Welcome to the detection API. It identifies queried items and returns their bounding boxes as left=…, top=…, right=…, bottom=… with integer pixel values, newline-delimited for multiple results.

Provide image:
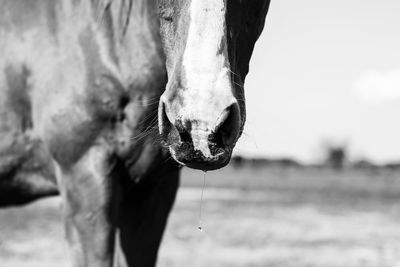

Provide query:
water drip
left=198, top=171, right=207, bottom=232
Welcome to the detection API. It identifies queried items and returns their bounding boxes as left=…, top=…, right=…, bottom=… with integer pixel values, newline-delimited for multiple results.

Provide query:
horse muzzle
left=159, top=101, right=241, bottom=171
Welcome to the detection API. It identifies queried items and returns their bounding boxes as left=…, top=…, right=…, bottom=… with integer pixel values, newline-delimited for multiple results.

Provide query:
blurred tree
left=231, top=155, right=244, bottom=169
left=326, top=146, right=347, bottom=170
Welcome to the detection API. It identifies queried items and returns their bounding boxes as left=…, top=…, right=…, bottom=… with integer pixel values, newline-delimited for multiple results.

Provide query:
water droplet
left=197, top=172, right=207, bottom=233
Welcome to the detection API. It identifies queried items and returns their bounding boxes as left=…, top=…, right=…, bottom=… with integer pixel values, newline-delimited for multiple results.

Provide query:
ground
left=1, top=165, right=400, bottom=267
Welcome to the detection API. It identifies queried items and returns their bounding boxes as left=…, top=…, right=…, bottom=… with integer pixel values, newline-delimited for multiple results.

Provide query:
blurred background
left=1, top=0, right=400, bottom=266
left=237, top=0, right=400, bottom=164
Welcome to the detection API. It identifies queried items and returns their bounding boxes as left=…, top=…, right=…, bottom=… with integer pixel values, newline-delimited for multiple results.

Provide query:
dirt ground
left=1, top=166, right=400, bottom=267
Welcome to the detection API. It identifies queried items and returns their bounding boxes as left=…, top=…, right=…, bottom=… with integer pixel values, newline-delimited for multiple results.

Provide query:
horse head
left=157, top=0, right=270, bottom=170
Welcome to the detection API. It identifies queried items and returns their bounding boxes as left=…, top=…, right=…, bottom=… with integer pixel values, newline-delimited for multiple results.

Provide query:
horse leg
left=55, top=146, right=119, bottom=267
left=117, top=166, right=180, bottom=267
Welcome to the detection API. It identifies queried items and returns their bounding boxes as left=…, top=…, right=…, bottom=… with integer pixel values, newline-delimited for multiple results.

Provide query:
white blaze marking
left=183, top=0, right=232, bottom=156
left=191, top=130, right=212, bottom=158
left=183, top=0, right=228, bottom=90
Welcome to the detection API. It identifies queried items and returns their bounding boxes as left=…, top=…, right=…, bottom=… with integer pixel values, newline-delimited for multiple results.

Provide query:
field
left=1, top=165, right=400, bottom=267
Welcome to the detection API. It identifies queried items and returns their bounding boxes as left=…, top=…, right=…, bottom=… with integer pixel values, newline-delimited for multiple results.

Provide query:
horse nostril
left=159, top=101, right=193, bottom=144
left=158, top=101, right=172, bottom=139
left=213, top=103, right=241, bottom=147
left=175, top=120, right=192, bottom=143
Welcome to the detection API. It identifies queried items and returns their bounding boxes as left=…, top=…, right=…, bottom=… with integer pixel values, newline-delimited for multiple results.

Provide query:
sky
left=234, top=0, right=400, bottom=163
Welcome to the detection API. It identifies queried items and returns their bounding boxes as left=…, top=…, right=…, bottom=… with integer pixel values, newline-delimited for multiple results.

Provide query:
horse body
left=0, top=0, right=166, bottom=201
left=1, top=1, right=177, bottom=266
left=0, top=0, right=270, bottom=266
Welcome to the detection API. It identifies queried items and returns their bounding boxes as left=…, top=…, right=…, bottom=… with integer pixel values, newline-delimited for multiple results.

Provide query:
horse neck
left=104, top=0, right=166, bottom=94
left=64, top=0, right=165, bottom=96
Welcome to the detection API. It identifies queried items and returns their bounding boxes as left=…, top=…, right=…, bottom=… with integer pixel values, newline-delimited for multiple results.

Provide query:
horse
left=0, top=0, right=271, bottom=266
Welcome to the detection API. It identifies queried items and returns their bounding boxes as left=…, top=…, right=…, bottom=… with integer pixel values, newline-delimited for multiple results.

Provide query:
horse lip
left=169, top=144, right=231, bottom=171
left=184, top=154, right=230, bottom=171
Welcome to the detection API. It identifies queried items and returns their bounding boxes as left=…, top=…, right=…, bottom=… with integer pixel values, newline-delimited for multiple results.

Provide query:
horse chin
left=168, top=144, right=232, bottom=171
